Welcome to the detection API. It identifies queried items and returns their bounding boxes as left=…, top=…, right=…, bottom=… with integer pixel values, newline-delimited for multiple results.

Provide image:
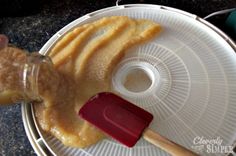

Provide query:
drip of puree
left=34, top=16, right=162, bottom=147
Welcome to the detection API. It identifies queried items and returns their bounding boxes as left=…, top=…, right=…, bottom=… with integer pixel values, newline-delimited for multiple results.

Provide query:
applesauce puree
left=34, top=16, right=161, bottom=147
left=0, top=47, right=28, bottom=104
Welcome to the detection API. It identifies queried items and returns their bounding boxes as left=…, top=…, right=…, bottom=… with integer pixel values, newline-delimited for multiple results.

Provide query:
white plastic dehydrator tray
left=22, top=4, right=236, bottom=156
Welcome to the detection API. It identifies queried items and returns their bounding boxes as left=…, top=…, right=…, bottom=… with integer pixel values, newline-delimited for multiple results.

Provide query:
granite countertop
left=0, top=0, right=235, bottom=155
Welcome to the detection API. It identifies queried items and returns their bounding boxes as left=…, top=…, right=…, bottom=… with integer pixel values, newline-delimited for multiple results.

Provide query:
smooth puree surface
left=34, top=16, right=161, bottom=148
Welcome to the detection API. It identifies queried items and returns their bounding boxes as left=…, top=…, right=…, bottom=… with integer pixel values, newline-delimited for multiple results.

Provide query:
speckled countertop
left=0, top=0, right=235, bottom=155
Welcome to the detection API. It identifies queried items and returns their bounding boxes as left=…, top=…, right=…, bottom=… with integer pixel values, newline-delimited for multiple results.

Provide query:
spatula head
left=79, top=92, right=153, bottom=147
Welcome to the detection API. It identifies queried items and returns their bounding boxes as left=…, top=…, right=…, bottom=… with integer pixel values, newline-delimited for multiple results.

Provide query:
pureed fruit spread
left=0, top=16, right=161, bottom=148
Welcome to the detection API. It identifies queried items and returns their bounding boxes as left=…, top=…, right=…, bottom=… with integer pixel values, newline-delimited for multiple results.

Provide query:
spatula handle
left=143, top=128, right=199, bottom=156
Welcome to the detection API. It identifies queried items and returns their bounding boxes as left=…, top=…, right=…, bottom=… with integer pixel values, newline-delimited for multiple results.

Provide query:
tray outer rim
left=21, top=4, right=236, bottom=156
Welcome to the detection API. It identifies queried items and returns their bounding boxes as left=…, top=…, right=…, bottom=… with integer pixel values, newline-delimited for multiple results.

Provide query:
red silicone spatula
left=79, top=92, right=198, bottom=156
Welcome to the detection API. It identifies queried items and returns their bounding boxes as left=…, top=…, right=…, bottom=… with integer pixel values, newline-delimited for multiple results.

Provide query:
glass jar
left=0, top=46, right=55, bottom=105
